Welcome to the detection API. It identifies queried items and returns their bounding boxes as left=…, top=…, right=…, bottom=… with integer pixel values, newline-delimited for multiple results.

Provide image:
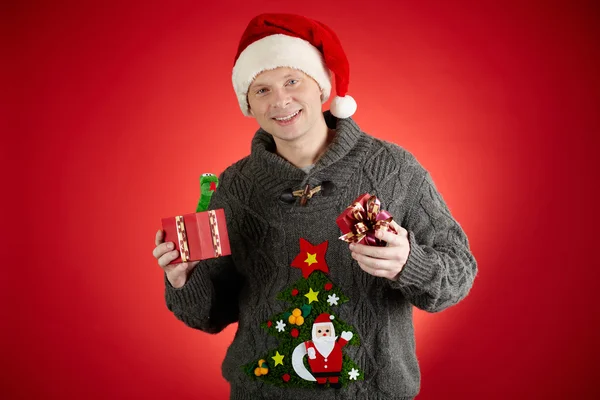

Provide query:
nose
left=272, top=87, right=291, bottom=109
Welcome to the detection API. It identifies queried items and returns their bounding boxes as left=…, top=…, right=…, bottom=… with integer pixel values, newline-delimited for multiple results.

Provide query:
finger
left=356, top=261, right=394, bottom=279
left=155, top=229, right=164, bottom=247
left=375, top=228, right=401, bottom=247
left=152, top=241, right=175, bottom=259
left=390, top=220, right=403, bottom=231
left=389, top=221, right=409, bottom=239
left=158, top=249, right=180, bottom=268
left=351, top=251, right=396, bottom=271
left=350, top=242, right=396, bottom=259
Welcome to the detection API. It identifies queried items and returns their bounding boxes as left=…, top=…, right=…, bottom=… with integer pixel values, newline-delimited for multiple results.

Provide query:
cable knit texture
left=165, top=111, right=477, bottom=399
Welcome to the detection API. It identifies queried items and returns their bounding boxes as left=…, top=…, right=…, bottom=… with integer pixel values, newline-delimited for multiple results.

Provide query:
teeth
left=275, top=111, right=299, bottom=121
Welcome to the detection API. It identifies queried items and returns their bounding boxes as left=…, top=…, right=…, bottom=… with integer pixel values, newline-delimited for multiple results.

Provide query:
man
left=153, top=13, right=477, bottom=400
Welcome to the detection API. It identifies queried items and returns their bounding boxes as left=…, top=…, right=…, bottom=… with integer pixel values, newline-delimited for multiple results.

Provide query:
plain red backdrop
left=4, top=0, right=600, bottom=398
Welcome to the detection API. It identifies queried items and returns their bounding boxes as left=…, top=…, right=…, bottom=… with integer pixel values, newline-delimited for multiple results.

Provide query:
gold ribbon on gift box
left=208, top=210, right=222, bottom=257
left=175, top=216, right=190, bottom=262
left=175, top=212, right=223, bottom=261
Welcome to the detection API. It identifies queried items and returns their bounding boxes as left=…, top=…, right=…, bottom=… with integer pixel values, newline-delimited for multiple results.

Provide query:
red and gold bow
left=338, top=195, right=396, bottom=246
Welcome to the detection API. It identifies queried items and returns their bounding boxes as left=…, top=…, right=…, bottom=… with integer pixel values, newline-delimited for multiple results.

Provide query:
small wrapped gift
left=161, top=209, right=231, bottom=264
left=336, top=193, right=397, bottom=247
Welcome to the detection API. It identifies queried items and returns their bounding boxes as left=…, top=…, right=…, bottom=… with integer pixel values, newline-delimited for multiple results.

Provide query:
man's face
left=247, top=67, right=323, bottom=143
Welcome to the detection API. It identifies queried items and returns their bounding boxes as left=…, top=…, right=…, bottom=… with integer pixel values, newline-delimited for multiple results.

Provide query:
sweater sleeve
left=389, top=171, right=477, bottom=313
left=164, top=171, right=244, bottom=333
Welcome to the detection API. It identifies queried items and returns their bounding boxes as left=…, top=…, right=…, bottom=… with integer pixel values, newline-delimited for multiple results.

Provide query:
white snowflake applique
left=348, top=368, right=360, bottom=380
left=275, top=319, right=286, bottom=332
left=327, top=293, right=340, bottom=306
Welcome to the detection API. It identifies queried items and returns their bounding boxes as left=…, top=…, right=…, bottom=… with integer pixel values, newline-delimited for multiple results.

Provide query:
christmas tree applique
left=244, top=238, right=363, bottom=389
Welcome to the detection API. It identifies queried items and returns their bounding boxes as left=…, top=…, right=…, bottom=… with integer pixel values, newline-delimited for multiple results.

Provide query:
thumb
left=180, top=260, right=200, bottom=271
left=167, top=260, right=198, bottom=274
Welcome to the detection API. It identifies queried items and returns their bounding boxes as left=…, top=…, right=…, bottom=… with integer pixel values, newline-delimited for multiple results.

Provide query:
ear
left=246, top=93, right=254, bottom=116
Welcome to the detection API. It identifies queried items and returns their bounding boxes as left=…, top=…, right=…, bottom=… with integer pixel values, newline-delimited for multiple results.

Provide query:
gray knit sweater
left=165, top=111, right=477, bottom=399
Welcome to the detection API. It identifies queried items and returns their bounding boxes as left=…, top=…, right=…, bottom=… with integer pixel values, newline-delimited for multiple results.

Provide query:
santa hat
left=232, top=13, right=357, bottom=119
left=312, top=313, right=336, bottom=337
left=313, top=313, right=335, bottom=324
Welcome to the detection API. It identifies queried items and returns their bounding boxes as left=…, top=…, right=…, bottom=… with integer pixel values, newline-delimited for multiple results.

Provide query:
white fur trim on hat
left=232, top=34, right=332, bottom=117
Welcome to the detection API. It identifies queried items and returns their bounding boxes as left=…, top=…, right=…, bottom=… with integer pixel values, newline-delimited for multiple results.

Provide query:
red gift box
left=161, top=209, right=231, bottom=264
left=336, top=193, right=396, bottom=247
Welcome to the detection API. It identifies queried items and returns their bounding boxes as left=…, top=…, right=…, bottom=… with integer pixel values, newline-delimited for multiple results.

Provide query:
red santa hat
left=314, top=313, right=335, bottom=324
left=232, top=13, right=357, bottom=119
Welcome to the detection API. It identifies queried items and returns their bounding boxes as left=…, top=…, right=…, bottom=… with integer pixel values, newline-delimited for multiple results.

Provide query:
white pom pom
left=330, top=315, right=335, bottom=320
left=330, top=95, right=357, bottom=119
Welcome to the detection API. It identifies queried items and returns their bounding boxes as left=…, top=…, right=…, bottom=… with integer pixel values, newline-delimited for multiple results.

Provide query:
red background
left=4, top=0, right=599, bottom=398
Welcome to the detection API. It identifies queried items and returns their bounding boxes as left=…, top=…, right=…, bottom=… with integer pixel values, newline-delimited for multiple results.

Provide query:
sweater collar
left=250, top=111, right=369, bottom=199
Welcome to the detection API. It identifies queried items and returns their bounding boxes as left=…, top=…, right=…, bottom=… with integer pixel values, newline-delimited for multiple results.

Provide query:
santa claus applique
left=291, top=313, right=353, bottom=388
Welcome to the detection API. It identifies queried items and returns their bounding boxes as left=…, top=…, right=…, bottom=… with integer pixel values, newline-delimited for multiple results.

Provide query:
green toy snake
left=196, top=173, right=219, bottom=212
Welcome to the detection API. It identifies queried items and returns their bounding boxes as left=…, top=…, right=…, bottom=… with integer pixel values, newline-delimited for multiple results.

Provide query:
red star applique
left=209, top=181, right=217, bottom=192
left=291, top=238, right=329, bottom=279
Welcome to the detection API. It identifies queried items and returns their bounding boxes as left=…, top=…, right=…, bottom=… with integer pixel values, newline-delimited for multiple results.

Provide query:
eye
left=256, top=88, right=268, bottom=95
left=287, top=79, right=298, bottom=86
left=326, top=329, right=329, bottom=333
left=317, top=330, right=322, bottom=333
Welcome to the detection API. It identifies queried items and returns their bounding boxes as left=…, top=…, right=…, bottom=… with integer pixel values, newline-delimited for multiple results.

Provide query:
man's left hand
left=349, top=221, right=410, bottom=281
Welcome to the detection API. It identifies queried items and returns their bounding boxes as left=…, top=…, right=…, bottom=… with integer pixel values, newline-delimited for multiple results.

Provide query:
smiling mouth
left=273, top=110, right=301, bottom=121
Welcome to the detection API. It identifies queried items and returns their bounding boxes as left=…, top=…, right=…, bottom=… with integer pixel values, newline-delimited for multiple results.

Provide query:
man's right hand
left=153, top=229, right=200, bottom=288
